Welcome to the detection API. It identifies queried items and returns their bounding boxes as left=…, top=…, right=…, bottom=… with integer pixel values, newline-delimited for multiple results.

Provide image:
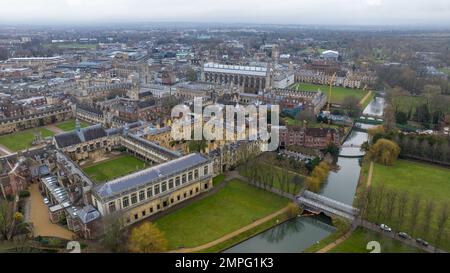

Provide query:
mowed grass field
left=82, top=155, right=147, bottom=183
left=369, top=160, right=450, bottom=250
left=293, top=83, right=369, bottom=105
left=0, top=128, right=54, bottom=152
left=155, top=179, right=289, bottom=250
left=55, top=119, right=90, bottom=131
left=330, top=227, right=421, bottom=253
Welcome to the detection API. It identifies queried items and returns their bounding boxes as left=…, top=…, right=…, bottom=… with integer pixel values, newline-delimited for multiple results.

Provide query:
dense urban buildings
left=0, top=12, right=449, bottom=258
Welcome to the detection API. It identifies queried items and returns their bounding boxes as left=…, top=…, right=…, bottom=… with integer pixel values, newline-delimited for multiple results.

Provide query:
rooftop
left=93, top=153, right=209, bottom=201
left=203, top=62, right=268, bottom=77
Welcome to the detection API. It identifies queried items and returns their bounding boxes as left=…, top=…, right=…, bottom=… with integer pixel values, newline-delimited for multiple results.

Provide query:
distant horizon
left=1, top=21, right=450, bottom=31
left=1, top=0, right=450, bottom=27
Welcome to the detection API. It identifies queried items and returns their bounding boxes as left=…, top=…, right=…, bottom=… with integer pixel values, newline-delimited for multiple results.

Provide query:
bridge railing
left=297, top=197, right=356, bottom=220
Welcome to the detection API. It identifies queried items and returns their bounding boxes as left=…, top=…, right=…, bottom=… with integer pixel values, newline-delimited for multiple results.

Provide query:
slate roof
left=83, top=125, right=107, bottom=141
left=54, top=132, right=82, bottom=148
left=54, top=124, right=107, bottom=148
left=76, top=205, right=101, bottom=224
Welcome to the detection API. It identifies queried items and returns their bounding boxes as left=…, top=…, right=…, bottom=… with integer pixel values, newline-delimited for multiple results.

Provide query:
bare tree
left=409, top=194, right=422, bottom=233
left=291, top=175, right=303, bottom=195
left=267, top=168, right=275, bottom=190
left=101, top=214, right=125, bottom=252
left=373, top=184, right=386, bottom=222
left=356, top=186, right=371, bottom=221
left=275, top=170, right=283, bottom=192
left=383, top=189, right=398, bottom=223
left=384, top=104, right=396, bottom=132
left=434, top=202, right=449, bottom=251
left=0, top=199, right=16, bottom=241
left=283, top=168, right=290, bottom=193
left=396, top=191, right=410, bottom=230
left=422, top=199, right=435, bottom=237
left=247, top=161, right=258, bottom=185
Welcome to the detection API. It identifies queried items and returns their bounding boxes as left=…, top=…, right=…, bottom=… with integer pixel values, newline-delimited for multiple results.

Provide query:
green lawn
left=330, top=228, right=422, bottom=253
left=82, top=155, right=147, bottom=183
left=212, top=174, right=225, bottom=187
left=369, top=160, right=450, bottom=250
left=155, top=179, right=289, bottom=250
left=55, top=119, right=90, bottom=131
left=293, top=83, right=369, bottom=105
left=0, top=128, right=54, bottom=152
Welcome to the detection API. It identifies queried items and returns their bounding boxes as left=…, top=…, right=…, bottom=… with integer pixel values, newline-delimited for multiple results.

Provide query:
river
left=224, top=96, right=383, bottom=253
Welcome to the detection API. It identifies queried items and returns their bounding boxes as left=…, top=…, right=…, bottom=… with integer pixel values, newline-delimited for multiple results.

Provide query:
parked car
left=416, top=238, right=429, bottom=247
left=379, top=224, right=392, bottom=232
left=43, top=198, right=50, bottom=205
left=398, top=232, right=411, bottom=240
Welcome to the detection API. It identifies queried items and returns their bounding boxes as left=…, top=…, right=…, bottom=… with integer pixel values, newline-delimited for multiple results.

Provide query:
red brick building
left=279, top=126, right=340, bottom=149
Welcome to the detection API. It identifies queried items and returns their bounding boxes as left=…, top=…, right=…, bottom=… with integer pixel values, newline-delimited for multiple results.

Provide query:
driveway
left=29, top=183, right=75, bottom=240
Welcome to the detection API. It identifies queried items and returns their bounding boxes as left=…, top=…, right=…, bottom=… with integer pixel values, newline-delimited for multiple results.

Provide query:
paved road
left=357, top=219, right=447, bottom=253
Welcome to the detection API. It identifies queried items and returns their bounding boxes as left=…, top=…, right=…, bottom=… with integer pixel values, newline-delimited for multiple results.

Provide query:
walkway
left=297, top=190, right=359, bottom=220
left=46, top=124, right=64, bottom=134
left=170, top=205, right=291, bottom=253
left=0, top=144, right=13, bottom=156
left=367, top=161, right=374, bottom=188
left=359, top=219, right=447, bottom=253
left=29, top=183, right=75, bottom=240
left=359, top=90, right=373, bottom=106
left=166, top=171, right=293, bottom=253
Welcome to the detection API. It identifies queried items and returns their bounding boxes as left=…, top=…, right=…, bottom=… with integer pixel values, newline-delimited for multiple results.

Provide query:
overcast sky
left=1, top=0, right=450, bottom=26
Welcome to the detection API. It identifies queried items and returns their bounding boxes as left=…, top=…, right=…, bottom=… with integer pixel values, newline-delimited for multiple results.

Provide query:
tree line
left=357, top=184, right=449, bottom=250
left=386, top=86, right=450, bottom=129
left=395, top=135, right=450, bottom=166
left=368, top=126, right=450, bottom=166
left=244, top=161, right=304, bottom=195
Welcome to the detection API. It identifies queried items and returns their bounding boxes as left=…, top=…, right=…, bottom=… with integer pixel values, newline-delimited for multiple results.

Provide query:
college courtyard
left=82, top=154, right=148, bottom=183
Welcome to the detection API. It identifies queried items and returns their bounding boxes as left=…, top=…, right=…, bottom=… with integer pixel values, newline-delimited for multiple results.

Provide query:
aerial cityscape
left=0, top=0, right=449, bottom=264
